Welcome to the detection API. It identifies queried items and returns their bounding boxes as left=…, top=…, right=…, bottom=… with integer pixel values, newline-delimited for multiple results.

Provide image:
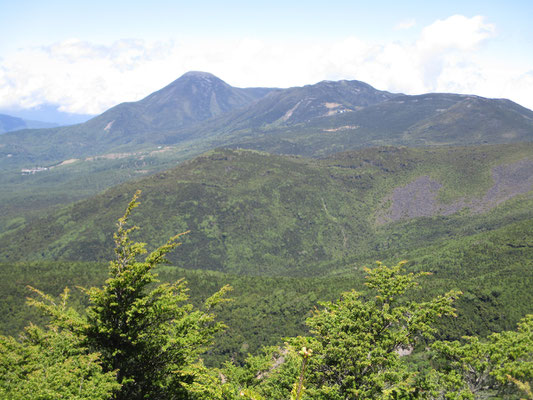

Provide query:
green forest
left=1, top=192, right=531, bottom=399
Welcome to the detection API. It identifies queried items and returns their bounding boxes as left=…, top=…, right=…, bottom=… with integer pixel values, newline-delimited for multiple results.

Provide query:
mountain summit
left=85, top=71, right=274, bottom=135
left=0, top=72, right=276, bottom=163
left=135, top=71, right=271, bottom=129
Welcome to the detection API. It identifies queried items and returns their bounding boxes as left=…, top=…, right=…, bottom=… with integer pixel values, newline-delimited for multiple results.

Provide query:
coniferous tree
left=431, top=314, right=533, bottom=399
left=83, top=190, right=231, bottom=399
left=209, top=261, right=462, bottom=399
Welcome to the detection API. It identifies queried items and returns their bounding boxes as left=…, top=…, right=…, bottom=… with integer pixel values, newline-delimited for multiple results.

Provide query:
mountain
left=178, top=93, right=533, bottom=157
left=0, top=113, right=57, bottom=134
left=4, top=73, right=533, bottom=171
left=195, top=78, right=400, bottom=130
left=2, top=144, right=531, bottom=276
left=0, top=72, right=275, bottom=166
left=83, top=71, right=276, bottom=135
left=1, top=74, right=533, bottom=239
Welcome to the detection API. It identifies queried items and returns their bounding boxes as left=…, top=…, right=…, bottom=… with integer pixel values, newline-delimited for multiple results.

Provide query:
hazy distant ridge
left=0, top=113, right=57, bottom=134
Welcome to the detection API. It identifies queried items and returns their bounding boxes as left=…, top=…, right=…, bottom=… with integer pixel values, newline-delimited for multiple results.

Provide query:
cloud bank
left=1, top=15, right=532, bottom=114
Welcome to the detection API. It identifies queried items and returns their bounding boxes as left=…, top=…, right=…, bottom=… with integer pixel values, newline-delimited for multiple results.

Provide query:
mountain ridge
left=0, top=113, right=58, bottom=134
left=2, top=144, right=531, bottom=277
left=3, top=72, right=532, bottom=170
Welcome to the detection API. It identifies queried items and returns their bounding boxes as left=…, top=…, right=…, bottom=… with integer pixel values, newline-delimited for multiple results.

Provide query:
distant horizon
left=0, top=105, right=95, bottom=125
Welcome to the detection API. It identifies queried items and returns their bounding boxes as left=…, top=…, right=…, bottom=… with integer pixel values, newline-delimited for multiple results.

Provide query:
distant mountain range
left=0, top=113, right=58, bottom=134
left=1, top=71, right=532, bottom=168
left=0, top=105, right=94, bottom=126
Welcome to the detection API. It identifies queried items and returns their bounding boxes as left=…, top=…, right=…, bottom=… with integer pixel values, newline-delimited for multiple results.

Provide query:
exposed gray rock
left=377, top=158, right=533, bottom=224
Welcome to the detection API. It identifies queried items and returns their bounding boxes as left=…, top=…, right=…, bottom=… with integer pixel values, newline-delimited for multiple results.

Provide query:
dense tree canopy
left=0, top=288, right=120, bottom=400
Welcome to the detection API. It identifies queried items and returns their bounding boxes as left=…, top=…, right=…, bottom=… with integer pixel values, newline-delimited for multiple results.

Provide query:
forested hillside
left=1, top=144, right=531, bottom=372
left=1, top=196, right=530, bottom=399
left=2, top=145, right=531, bottom=275
left=1, top=72, right=532, bottom=399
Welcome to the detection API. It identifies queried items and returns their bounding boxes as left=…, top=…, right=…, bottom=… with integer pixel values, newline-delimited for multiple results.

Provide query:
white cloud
left=0, top=38, right=180, bottom=114
left=418, top=15, right=495, bottom=52
left=395, top=19, right=416, bottom=30
left=414, top=15, right=496, bottom=90
left=1, top=15, right=532, bottom=114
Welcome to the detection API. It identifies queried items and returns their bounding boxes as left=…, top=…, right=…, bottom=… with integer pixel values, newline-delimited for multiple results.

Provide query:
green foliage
left=83, top=190, right=231, bottom=399
left=3, top=145, right=532, bottom=280
left=0, top=191, right=231, bottom=400
left=0, top=245, right=531, bottom=399
left=0, top=145, right=532, bottom=397
left=302, top=262, right=460, bottom=399
left=217, top=262, right=461, bottom=399
left=0, top=288, right=120, bottom=400
left=432, top=314, right=533, bottom=398
left=1, top=215, right=532, bottom=367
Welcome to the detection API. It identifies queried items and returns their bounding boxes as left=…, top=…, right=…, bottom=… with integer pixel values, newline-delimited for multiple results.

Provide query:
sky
left=0, top=0, right=532, bottom=116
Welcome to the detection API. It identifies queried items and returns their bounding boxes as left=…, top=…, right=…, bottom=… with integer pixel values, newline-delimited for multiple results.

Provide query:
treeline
left=1, top=193, right=532, bottom=399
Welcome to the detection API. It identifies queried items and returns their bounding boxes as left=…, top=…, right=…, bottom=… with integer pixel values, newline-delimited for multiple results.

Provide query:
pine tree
left=216, top=261, right=461, bottom=399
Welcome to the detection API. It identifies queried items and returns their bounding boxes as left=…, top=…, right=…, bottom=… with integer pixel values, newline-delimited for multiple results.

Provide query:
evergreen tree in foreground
left=0, top=288, right=120, bottom=400
left=215, top=261, right=463, bottom=399
left=0, top=190, right=230, bottom=400
left=83, top=190, right=231, bottom=399
left=197, top=263, right=531, bottom=399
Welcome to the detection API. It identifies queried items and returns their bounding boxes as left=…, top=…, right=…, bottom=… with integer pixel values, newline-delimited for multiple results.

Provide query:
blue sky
left=1, top=0, right=532, bottom=114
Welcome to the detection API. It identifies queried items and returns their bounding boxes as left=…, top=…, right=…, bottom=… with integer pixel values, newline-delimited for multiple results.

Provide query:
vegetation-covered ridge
left=0, top=196, right=531, bottom=399
left=1, top=144, right=531, bottom=276
left=221, top=93, right=533, bottom=157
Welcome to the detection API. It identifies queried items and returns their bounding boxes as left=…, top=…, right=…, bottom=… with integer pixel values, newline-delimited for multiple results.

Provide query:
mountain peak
left=81, top=71, right=273, bottom=135
left=181, top=71, right=219, bottom=80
